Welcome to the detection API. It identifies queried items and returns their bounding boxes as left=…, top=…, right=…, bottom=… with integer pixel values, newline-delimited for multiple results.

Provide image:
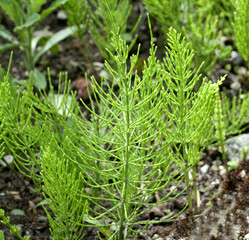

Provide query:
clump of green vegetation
left=1, top=1, right=249, bottom=238
left=62, top=0, right=89, bottom=57
left=143, top=0, right=231, bottom=76
left=0, top=0, right=77, bottom=89
left=88, top=0, right=141, bottom=62
left=233, top=0, right=249, bottom=65
left=0, top=19, right=229, bottom=238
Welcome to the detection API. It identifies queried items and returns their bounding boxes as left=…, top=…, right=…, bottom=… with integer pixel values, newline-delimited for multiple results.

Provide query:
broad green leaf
left=0, top=230, right=4, bottom=240
left=34, top=26, right=77, bottom=63
left=0, top=24, right=15, bottom=42
left=30, top=0, right=47, bottom=14
left=14, top=13, right=40, bottom=32
left=31, top=29, right=53, bottom=54
left=40, top=0, right=68, bottom=21
left=10, top=209, right=26, bottom=216
left=31, top=70, right=47, bottom=90
left=0, top=43, right=20, bottom=51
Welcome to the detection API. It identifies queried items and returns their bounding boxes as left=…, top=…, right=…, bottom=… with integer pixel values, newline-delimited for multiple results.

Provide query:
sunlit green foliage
left=89, top=0, right=141, bottom=62
left=233, top=0, right=249, bottom=64
left=143, top=0, right=231, bottom=76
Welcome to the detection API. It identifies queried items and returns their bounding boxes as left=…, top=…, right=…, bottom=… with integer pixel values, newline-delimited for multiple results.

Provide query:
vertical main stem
left=24, top=27, right=34, bottom=72
left=118, top=78, right=130, bottom=240
left=183, top=144, right=193, bottom=214
left=179, top=80, right=193, bottom=214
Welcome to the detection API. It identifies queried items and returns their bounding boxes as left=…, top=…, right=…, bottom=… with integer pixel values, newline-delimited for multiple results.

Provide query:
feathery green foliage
left=143, top=0, right=231, bottom=76
left=41, top=147, right=88, bottom=240
left=213, top=90, right=249, bottom=173
left=0, top=21, right=229, bottom=238
left=0, top=208, right=30, bottom=240
left=89, top=0, right=141, bottom=62
left=63, top=0, right=89, bottom=57
left=162, top=27, right=223, bottom=212
left=233, top=0, right=249, bottom=64
left=222, top=91, right=249, bottom=136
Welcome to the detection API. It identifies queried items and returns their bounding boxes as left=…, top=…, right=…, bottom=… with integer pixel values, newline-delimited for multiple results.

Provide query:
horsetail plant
left=49, top=27, right=188, bottom=239
left=143, top=0, right=231, bottom=76
left=233, top=0, right=249, bottom=65
left=89, top=0, right=141, bottom=62
left=162, top=28, right=224, bottom=213
left=0, top=208, right=30, bottom=240
left=0, top=21, right=227, bottom=238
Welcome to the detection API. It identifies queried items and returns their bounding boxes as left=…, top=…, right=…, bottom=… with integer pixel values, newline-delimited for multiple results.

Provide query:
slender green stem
left=221, top=144, right=228, bottom=174
left=183, top=145, right=193, bottom=213
left=192, top=165, right=198, bottom=213
left=118, top=74, right=130, bottom=240
left=24, top=27, right=34, bottom=72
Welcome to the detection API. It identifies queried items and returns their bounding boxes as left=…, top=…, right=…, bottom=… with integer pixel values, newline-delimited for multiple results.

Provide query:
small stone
left=211, top=179, right=220, bottom=186
left=153, top=235, right=163, bottom=240
left=225, top=134, right=249, bottom=161
left=57, top=10, right=67, bottom=20
left=200, top=164, right=209, bottom=174
left=152, top=234, right=159, bottom=239
left=0, top=154, right=14, bottom=167
left=231, top=51, right=243, bottom=65
left=245, top=233, right=249, bottom=240
left=218, top=165, right=226, bottom=177
left=230, top=80, right=241, bottom=90
left=210, top=165, right=218, bottom=172
left=238, top=66, right=247, bottom=76
left=110, top=222, right=116, bottom=232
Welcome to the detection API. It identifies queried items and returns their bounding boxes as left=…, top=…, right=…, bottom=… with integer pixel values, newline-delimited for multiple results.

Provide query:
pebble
left=230, top=80, right=241, bottom=91
left=231, top=51, right=243, bottom=65
left=245, top=233, right=249, bottom=240
left=110, top=222, right=116, bottom=232
left=225, top=134, right=249, bottom=161
left=0, top=154, right=14, bottom=167
left=211, top=179, right=220, bottom=186
left=218, top=165, right=226, bottom=177
left=57, top=10, right=67, bottom=20
left=152, top=235, right=163, bottom=240
left=238, top=66, right=247, bottom=76
left=200, top=164, right=209, bottom=174
left=210, top=165, right=218, bottom=172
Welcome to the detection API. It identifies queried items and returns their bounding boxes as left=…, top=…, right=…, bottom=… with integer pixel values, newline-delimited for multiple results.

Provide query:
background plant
left=89, top=0, right=141, bottom=63
left=0, top=208, right=30, bottom=240
left=62, top=0, right=90, bottom=58
left=212, top=90, right=249, bottom=173
left=162, top=27, right=223, bottom=213
left=0, top=0, right=78, bottom=89
left=143, top=0, right=231, bottom=76
left=233, top=0, right=249, bottom=65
